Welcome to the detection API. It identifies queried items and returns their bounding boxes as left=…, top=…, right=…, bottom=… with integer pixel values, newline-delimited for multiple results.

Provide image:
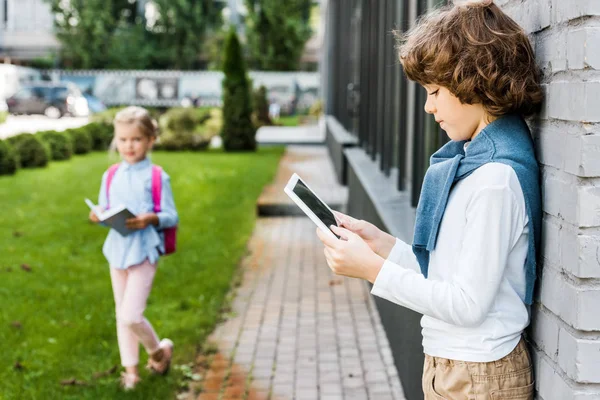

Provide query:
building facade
left=0, top=0, right=58, bottom=62
left=322, top=0, right=600, bottom=399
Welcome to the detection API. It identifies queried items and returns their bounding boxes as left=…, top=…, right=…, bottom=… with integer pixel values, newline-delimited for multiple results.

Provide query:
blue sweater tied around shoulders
left=412, top=114, right=542, bottom=304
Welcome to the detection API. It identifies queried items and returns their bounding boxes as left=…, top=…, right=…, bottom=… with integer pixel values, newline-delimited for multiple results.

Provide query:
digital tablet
left=283, top=173, right=340, bottom=239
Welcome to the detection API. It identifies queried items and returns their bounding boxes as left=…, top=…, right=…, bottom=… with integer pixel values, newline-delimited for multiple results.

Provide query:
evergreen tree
left=221, top=29, right=256, bottom=151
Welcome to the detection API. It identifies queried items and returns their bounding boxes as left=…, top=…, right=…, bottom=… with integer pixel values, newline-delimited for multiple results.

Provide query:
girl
left=89, top=106, right=179, bottom=390
left=317, top=1, right=543, bottom=399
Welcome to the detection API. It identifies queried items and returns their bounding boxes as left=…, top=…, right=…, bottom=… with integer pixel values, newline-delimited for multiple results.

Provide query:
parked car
left=6, top=82, right=89, bottom=118
left=83, top=93, right=107, bottom=113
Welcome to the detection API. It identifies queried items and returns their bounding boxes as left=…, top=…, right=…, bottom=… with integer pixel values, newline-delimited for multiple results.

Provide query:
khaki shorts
left=422, top=338, right=534, bottom=400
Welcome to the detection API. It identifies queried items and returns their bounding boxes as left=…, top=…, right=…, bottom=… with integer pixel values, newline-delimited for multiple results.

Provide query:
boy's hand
left=316, top=225, right=384, bottom=283
left=126, top=213, right=159, bottom=230
left=89, top=209, right=102, bottom=224
left=332, top=211, right=396, bottom=259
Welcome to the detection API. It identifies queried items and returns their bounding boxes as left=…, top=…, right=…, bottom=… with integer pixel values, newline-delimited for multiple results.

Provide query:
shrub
left=90, top=107, right=125, bottom=125
left=221, top=29, right=256, bottom=151
left=156, top=108, right=215, bottom=151
left=0, top=111, right=8, bottom=124
left=252, top=85, right=273, bottom=128
left=0, top=139, right=18, bottom=175
left=7, top=134, right=50, bottom=168
left=86, top=122, right=114, bottom=151
left=38, top=130, right=73, bottom=161
left=205, top=108, right=223, bottom=137
left=309, top=99, right=323, bottom=118
left=64, top=128, right=93, bottom=155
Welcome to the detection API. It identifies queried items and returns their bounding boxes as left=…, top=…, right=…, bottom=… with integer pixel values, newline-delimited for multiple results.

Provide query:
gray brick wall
left=497, top=0, right=600, bottom=398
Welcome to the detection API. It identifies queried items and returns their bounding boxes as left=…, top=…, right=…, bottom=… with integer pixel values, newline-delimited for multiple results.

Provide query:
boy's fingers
left=330, top=225, right=355, bottom=241
left=316, top=227, right=338, bottom=247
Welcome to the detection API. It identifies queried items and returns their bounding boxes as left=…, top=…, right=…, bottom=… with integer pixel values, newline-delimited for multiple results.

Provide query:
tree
left=146, top=0, right=222, bottom=69
left=244, top=0, right=312, bottom=71
left=221, top=29, right=256, bottom=151
left=46, top=0, right=223, bottom=69
left=47, top=0, right=123, bottom=68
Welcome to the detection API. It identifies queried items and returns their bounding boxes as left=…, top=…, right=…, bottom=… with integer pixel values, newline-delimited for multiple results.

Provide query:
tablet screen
left=293, top=179, right=338, bottom=234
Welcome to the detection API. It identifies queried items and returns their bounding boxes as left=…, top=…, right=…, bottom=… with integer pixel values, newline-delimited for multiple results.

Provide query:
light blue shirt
left=98, top=158, right=179, bottom=269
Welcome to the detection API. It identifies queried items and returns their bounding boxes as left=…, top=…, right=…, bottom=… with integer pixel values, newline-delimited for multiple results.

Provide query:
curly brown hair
left=397, top=0, right=543, bottom=117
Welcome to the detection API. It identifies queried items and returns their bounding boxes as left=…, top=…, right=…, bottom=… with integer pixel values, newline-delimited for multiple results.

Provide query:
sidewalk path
left=191, top=145, right=405, bottom=400
left=0, top=115, right=89, bottom=139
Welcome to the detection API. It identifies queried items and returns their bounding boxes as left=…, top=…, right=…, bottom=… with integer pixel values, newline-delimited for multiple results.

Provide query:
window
left=52, top=87, right=69, bottom=100
left=3, top=0, right=8, bottom=26
left=326, top=0, right=449, bottom=204
left=14, top=88, right=33, bottom=99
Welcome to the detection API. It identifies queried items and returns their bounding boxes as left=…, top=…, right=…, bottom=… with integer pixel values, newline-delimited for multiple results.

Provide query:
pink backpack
left=106, top=163, right=177, bottom=255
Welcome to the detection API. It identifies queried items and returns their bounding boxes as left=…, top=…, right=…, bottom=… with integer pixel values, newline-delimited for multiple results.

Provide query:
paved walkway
left=256, top=122, right=325, bottom=145
left=187, top=146, right=405, bottom=400
left=0, top=115, right=89, bottom=139
left=257, top=146, right=347, bottom=216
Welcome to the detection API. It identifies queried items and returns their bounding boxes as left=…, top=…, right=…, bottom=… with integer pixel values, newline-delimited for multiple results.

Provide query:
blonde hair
left=113, top=106, right=159, bottom=139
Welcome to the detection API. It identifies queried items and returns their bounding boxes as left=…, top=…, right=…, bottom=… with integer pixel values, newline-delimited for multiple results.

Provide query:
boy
left=317, top=1, right=543, bottom=398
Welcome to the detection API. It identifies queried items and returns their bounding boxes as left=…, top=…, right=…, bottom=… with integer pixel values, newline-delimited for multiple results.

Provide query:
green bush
left=7, top=134, right=50, bottom=168
left=0, top=139, right=18, bottom=175
left=156, top=107, right=215, bottom=151
left=0, top=111, right=8, bottom=125
left=309, top=99, right=323, bottom=118
left=221, top=29, right=256, bottom=151
left=64, top=128, right=93, bottom=155
left=38, top=130, right=73, bottom=161
left=85, top=122, right=114, bottom=151
left=252, top=85, right=273, bottom=128
left=90, top=107, right=124, bottom=125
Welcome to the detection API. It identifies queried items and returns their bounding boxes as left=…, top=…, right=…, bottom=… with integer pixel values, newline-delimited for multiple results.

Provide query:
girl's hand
left=126, top=213, right=159, bottom=230
left=332, top=211, right=396, bottom=259
left=316, top=225, right=384, bottom=283
left=89, top=209, right=102, bottom=223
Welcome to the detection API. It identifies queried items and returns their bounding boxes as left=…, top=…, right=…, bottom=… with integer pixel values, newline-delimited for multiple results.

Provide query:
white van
left=0, top=65, right=42, bottom=102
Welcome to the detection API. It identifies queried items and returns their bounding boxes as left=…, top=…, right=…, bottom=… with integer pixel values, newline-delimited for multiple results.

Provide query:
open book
left=85, top=198, right=137, bottom=237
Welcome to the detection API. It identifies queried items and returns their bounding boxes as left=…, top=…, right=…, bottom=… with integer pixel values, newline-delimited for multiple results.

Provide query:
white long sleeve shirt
left=371, top=162, right=530, bottom=362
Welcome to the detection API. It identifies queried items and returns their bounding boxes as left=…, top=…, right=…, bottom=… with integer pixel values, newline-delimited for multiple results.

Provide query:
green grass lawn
left=0, top=148, right=283, bottom=399
left=276, top=115, right=300, bottom=127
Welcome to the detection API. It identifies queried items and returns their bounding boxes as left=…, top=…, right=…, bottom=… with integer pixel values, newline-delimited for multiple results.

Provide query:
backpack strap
left=106, top=163, right=120, bottom=209
left=151, top=165, right=163, bottom=213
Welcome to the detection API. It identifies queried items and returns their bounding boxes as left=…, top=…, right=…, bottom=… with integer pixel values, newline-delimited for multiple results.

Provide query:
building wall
left=0, top=0, right=59, bottom=60
left=496, top=0, right=600, bottom=398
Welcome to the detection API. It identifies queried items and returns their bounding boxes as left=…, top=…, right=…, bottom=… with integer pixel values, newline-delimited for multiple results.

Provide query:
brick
left=541, top=168, right=577, bottom=222
left=546, top=81, right=600, bottom=123
left=503, top=0, right=552, bottom=33
left=578, top=185, right=600, bottom=227
left=539, top=266, right=600, bottom=330
left=566, top=27, right=600, bottom=70
left=540, top=216, right=561, bottom=267
left=532, top=349, right=600, bottom=399
left=530, top=307, right=560, bottom=362
left=534, top=120, right=600, bottom=177
left=541, top=169, right=600, bottom=227
left=558, top=332, right=600, bottom=383
left=541, top=216, right=600, bottom=279
left=574, top=234, right=600, bottom=278
left=197, top=393, right=220, bottom=400
left=552, top=0, right=600, bottom=24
